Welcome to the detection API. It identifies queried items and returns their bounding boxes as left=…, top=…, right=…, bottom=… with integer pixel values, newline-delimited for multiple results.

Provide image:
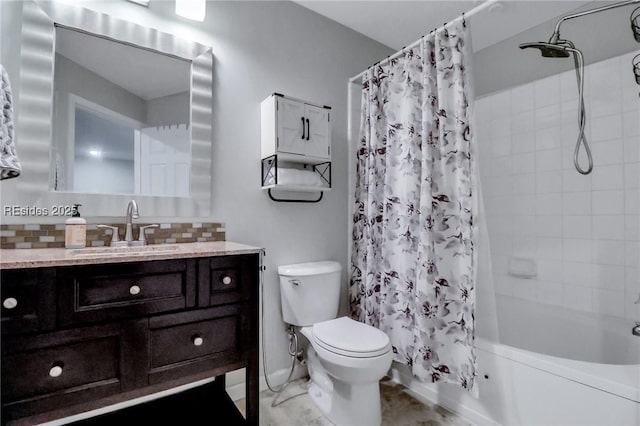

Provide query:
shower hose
left=565, top=43, right=593, bottom=175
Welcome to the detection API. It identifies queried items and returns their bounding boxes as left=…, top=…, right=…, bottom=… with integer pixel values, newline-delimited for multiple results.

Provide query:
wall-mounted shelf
left=261, top=155, right=330, bottom=203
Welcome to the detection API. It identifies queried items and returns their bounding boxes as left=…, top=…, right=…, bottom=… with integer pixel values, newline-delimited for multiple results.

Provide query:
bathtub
left=389, top=295, right=640, bottom=426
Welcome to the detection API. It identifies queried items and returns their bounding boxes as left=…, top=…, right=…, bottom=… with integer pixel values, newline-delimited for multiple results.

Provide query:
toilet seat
left=312, top=317, right=391, bottom=358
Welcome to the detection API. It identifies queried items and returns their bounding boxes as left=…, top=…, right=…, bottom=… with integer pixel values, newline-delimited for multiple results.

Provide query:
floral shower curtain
left=351, top=19, right=477, bottom=394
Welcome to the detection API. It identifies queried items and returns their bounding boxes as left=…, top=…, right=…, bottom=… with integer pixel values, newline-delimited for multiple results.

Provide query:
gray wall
left=1, top=0, right=392, bottom=382
left=146, top=91, right=190, bottom=126
left=197, top=0, right=393, bottom=377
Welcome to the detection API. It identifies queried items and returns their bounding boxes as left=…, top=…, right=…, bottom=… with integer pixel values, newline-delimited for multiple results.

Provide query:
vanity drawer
left=197, top=254, right=258, bottom=307
left=58, top=260, right=196, bottom=325
left=148, top=305, right=247, bottom=384
left=1, top=268, right=55, bottom=335
left=1, top=323, right=124, bottom=414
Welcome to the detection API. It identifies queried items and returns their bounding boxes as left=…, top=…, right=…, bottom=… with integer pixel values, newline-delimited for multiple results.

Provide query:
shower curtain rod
left=348, top=0, right=501, bottom=84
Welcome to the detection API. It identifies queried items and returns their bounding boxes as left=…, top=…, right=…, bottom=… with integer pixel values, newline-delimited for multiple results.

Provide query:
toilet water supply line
left=260, top=249, right=300, bottom=396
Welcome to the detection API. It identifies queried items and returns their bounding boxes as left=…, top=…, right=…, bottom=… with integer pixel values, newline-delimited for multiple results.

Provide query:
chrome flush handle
left=289, top=279, right=301, bottom=286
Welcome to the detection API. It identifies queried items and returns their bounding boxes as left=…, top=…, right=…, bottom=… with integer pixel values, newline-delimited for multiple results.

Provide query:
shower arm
left=549, top=0, right=640, bottom=43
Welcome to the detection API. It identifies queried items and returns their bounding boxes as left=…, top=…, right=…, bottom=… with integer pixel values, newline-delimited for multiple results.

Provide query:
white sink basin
left=69, top=244, right=180, bottom=257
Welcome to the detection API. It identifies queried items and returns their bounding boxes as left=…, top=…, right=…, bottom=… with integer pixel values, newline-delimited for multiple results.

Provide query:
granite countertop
left=0, top=241, right=263, bottom=269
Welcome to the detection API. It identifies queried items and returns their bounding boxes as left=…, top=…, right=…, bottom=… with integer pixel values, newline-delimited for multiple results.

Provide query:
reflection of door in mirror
left=136, top=126, right=190, bottom=196
left=51, top=25, right=191, bottom=196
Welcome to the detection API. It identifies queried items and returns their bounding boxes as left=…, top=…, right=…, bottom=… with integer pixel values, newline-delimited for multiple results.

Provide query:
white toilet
left=278, top=261, right=393, bottom=426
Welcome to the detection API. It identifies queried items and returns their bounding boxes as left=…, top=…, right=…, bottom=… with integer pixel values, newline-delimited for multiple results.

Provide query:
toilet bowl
left=301, top=317, right=393, bottom=426
left=278, top=260, right=392, bottom=426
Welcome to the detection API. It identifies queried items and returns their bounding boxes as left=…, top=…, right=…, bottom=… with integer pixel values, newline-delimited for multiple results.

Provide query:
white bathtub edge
left=476, top=338, right=640, bottom=403
left=389, top=339, right=639, bottom=426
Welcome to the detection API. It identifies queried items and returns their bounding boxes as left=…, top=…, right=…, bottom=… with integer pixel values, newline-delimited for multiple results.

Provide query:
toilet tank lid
left=278, top=261, right=342, bottom=276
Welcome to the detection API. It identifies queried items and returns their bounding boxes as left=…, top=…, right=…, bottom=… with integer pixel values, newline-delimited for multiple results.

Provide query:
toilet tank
left=278, top=261, right=342, bottom=326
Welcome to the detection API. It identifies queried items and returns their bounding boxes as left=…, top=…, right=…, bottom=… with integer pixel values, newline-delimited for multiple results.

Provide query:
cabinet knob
left=129, top=285, right=141, bottom=295
left=192, top=336, right=204, bottom=346
left=49, top=364, right=64, bottom=378
left=3, top=297, right=18, bottom=309
left=221, top=276, right=232, bottom=285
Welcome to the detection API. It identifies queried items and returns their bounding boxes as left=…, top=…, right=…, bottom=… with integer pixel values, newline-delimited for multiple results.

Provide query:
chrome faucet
left=124, top=200, right=139, bottom=244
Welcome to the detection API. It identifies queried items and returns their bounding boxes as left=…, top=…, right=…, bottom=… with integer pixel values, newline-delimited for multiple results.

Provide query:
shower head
left=518, top=42, right=571, bottom=58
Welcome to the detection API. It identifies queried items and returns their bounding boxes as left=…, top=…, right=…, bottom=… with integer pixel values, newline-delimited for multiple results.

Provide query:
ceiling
left=294, top=1, right=594, bottom=52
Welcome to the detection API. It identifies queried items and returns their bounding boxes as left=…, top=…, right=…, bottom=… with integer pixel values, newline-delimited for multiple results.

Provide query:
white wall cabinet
left=261, top=94, right=332, bottom=201
left=261, top=94, right=331, bottom=163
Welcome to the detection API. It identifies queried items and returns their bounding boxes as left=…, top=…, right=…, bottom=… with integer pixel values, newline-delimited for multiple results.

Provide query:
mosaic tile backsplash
left=0, top=222, right=225, bottom=249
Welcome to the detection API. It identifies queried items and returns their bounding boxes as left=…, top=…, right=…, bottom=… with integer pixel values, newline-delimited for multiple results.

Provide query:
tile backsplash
left=476, top=50, right=639, bottom=322
left=0, top=222, right=225, bottom=249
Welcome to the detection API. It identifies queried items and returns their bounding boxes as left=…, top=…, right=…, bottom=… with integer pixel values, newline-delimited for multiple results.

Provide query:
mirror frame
left=16, top=0, right=213, bottom=218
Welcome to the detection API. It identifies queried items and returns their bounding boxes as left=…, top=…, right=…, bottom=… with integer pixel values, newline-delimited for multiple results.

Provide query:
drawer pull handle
left=129, top=285, right=141, bottom=295
left=3, top=297, right=18, bottom=309
left=193, top=336, right=204, bottom=346
left=222, top=276, right=232, bottom=285
left=49, top=363, right=64, bottom=378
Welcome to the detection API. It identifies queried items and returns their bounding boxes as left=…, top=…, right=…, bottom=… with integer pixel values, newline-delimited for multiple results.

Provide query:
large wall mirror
left=11, top=1, right=213, bottom=218
left=53, top=25, right=192, bottom=197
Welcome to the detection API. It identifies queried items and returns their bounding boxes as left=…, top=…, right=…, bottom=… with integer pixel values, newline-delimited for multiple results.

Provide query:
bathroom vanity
left=0, top=242, right=260, bottom=425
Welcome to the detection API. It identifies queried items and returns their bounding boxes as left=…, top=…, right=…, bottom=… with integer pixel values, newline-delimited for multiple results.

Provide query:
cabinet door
left=1, top=268, right=55, bottom=335
left=197, top=254, right=257, bottom=307
left=304, top=104, right=330, bottom=159
left=276, top=97, right=306, bottom=156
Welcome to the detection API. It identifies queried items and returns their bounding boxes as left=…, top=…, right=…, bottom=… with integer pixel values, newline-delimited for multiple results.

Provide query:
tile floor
left=254, top=377, right=472, bottom=426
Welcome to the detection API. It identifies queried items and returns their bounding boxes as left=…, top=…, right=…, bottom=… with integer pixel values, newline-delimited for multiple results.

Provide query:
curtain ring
left=462, top=12, right=466, bottom=28
left=443, top=22, right=449, bottom=37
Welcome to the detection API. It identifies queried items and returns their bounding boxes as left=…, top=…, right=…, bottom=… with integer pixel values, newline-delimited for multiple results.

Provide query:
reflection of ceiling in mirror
left=55, top=27, right=191, bottom=100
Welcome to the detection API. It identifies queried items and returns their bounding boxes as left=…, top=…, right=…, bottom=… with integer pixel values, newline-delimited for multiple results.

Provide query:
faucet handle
left=97, top=225, right=127, bottom=247
left=137, top=224, right=159, bottom=246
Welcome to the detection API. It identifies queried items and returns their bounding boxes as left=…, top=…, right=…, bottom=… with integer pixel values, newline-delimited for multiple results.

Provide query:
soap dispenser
left=65, top=204, right=87, bottom=249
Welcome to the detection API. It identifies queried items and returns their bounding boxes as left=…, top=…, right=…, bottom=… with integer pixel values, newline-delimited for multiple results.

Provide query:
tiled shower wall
left=476, top=50, right=639, bottom=322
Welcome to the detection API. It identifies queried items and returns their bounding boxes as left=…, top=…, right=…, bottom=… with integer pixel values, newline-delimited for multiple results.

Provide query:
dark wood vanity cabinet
left=0, top=253, right=259, bottom=425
